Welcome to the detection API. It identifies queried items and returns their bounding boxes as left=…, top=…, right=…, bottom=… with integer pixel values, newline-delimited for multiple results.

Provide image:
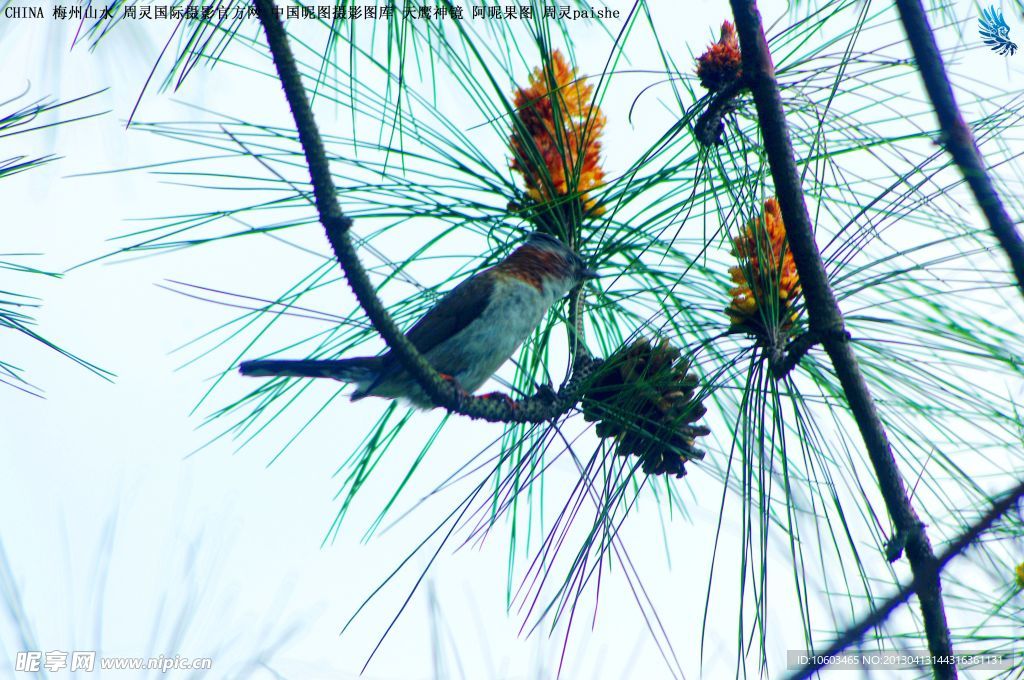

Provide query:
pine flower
left=696, top=21, right=743, bottom=92
left=510, top=50, right=606, bottom=217
left=727, top=197, right=802, bottom=333
left=1015, top=561, right=1024, bottom=590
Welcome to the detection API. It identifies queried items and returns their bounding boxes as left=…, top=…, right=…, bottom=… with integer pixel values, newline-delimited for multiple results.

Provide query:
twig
left=567, top=284, right=591, bottom=364
left=727, top=0, right=956, bottom=676
left=252, top=0, right=593, bottom=423
left=788, top=477, right=1024, bottom=680
left=694, top=77, right=748, bottom=147
left=768, top=327, right=851, bottom=379
left=894, top=0, right=1024, bottom=298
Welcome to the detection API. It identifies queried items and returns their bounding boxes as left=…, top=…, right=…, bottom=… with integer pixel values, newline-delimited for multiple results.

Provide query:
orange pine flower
left=697, top=21, right=743, bottom=92
left=510, top=50, right=606, bottom=215
left=727, top=197, right=802, bottom=330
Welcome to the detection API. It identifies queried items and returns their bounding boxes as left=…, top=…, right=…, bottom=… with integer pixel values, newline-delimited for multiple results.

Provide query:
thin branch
left=251, top=0, right=595, bottom=423
left=767, top=327, right=850, bottom=379
left=894, top=0, right=1024, bottom=299
left=694, top=77, right=748, bottom=147
left=567, top=284, right=591, bottom=362
left=727, top=0, right=956, bottom=676
left=788, top=477, right=1024, bottom=680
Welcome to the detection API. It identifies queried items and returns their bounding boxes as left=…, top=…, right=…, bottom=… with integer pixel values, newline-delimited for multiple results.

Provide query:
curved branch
left=694, top=77, right=748, bottom=147
left=894, top=0, right=1024, bottom=299
left=252, top=0, right=592, bottom=423
left=788, top=477, right=1024, bottom=680
left=727, top=0, right=956, bottom=675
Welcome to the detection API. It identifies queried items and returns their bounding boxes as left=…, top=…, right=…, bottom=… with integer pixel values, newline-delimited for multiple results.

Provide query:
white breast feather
left=433, top=277, right=555, bottom=392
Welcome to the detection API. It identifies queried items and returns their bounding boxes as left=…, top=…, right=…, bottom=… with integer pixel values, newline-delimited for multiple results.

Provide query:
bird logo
left=240, top=232, right=598, bottom=409
left=980, top=6, right=1017, bottom=56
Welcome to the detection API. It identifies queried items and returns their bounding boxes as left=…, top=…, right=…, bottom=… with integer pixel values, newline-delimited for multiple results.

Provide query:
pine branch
left=788, top=477, right=1024, bottom=680
left=894, top=0, right=1024, bottom=298
left=768, top=327, right=850, bottom=379
left=727, top=0, right=956, bottom=676
left=251, top=0, right=594, bottom=423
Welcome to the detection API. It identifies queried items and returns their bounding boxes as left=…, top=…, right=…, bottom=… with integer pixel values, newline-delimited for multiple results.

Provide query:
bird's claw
left=438, top=373, right=470, bottom=410
left=535, top=382, right=557, bottom=403
left=481, top=391, right=519, bottom=410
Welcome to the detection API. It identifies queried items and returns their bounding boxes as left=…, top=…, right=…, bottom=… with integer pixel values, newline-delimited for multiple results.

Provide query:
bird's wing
left=403, top=271, right=495, bottom=354
left=370, top=270, right=496, bottom=384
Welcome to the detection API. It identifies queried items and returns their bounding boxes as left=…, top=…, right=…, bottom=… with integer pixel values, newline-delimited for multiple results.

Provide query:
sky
left=1, top=1, right=1019, bottom=679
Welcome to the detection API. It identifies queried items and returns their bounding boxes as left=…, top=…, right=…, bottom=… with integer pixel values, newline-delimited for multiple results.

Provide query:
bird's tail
left=239, top=357, right=381, bottom=382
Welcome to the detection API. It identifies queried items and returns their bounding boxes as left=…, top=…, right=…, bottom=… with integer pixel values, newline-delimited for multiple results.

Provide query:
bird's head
left=499, top=231, right=599, bottom=302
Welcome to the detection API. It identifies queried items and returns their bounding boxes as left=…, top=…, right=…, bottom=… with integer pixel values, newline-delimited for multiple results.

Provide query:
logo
left=980, top=6, right=1017, bottom=56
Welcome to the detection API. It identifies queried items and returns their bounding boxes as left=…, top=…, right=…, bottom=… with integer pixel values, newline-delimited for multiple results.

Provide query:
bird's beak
left=580, top=266, right=600, bottom=280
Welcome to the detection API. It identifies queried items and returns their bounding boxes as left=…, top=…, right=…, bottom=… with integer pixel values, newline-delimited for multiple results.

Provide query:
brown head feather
left=494, top=244, right=575, bottom=291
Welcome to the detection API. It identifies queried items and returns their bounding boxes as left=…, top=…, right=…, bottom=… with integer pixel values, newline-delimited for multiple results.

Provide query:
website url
left=15, top=651, right=213, bottom=673
left=100, top=655, right=213, bottom=672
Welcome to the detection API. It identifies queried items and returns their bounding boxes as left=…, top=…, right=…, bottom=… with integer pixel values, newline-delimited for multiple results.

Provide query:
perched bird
left=240, top=232, right=597, bottom=408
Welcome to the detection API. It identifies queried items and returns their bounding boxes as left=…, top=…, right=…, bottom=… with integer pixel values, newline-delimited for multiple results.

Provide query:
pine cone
left=582, top=338, right=710, bottom=477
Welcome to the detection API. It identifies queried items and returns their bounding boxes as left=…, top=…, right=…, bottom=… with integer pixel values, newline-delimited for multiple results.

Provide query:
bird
left=239, top=232, right=598, bottom=408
